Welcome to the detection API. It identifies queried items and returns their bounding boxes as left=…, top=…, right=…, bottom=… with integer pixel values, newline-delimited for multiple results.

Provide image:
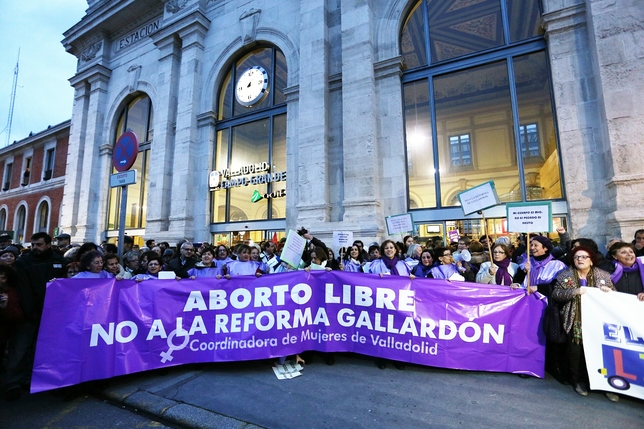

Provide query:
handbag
left=543, top=302, right=567, bottom=343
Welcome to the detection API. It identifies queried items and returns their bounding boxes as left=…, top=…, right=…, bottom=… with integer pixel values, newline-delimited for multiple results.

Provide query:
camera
left=297, top=227, right=308, bottom=236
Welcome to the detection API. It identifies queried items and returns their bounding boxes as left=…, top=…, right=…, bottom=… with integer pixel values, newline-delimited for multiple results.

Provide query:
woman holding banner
left=187, top=246, right=222, bottom=279
left=512, top=236, right=566, bottom=294
left=225, top=245, right=264, bottom=277
left=340, top=245, right=365, bottom=272
left=411, top=249, right=435, bottom=278
left=608, top=242, right=644, bottom=301
left=367, top=240, right=413, bottom=277
left=476, top=244, right=519, bottom=286
left=73, top=251, right=113, bottom=279
left=551, top=246, right=616, bottom=401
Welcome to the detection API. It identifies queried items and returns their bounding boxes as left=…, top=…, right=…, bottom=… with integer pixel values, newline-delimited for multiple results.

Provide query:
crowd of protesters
left=1, top=227, right=644, bottom=402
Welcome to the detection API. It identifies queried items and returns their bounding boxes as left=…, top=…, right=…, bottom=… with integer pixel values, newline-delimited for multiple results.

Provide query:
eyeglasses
left=442, top=253, right=452, bottom=257
left=573, top=255, right=590, bottom=261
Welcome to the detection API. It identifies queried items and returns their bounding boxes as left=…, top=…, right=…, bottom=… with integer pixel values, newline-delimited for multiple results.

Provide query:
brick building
left=0, top=121, right=69, bottom=245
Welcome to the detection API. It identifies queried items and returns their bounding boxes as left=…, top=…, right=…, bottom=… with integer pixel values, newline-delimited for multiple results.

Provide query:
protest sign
left=280, top=229, right=306, bottom=268
left=457, top=181, right=501, bottom=215
left=32, top=272, right=546, bottom=393
left=385, top=213, right=413, bottom=236
left=506, top=202, right=552, bottom=233
left=333, top=231, right=354, bottom=250
left=582, top=288, right=644, bottom=400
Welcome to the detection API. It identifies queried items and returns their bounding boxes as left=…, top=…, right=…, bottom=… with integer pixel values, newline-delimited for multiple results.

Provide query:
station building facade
left=59, top=0, right=644, bottom=248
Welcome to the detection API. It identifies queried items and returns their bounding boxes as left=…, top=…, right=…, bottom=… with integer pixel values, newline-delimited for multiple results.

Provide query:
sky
left=0, top=0, right=87, bottom=147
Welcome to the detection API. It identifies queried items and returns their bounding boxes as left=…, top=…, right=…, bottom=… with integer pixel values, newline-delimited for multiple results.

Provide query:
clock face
left=235, top=66, right=269, bottom=107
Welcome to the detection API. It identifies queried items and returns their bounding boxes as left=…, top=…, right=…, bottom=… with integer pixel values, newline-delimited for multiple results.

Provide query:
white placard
left=109, top=170, right=137, bottom=188
left=506, top=202, right=552, bottom=233
left=385, top=213, right=413, bottom=236
left=280, top=229, right=306, bottom=269
left=457, top=181, right=501, bottom=215
left=582, top=288, right=644, bottom=400
left=333, top=231, right=354, bottom=249
left=158, top=271, right=176, bottom=280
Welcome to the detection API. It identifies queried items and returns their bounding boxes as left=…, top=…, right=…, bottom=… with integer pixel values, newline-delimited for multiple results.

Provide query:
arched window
left=402, top=0, right=563, bottom=210
left=106, top=94, right=153, bottom=230
left=35, top=200, right=50, bottom=233
left=0, top=207, right=6, bottom=230
left=14, top=204, right=27, bottom=244
left=212, top=46, right=287, bottom=224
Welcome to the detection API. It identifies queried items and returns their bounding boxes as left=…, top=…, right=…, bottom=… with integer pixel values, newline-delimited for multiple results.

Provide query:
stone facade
left=58, top=0, right=644, bottom=248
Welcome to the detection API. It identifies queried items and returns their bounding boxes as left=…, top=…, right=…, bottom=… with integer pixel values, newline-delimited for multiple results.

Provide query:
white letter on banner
left=458, top=321, right=481, bottom=343
left=273, top=285, right=289, bottom=305
left=230, top=288, right=252, bottom=309
left=209, top=290, right=227, bottom=310
left=90, top=323, right=114, bottom=346
left=146, top=319, right=167, bottom=340
left=376, top=288, right=396, bottom=310
left=293, top=308, right=312, bottom=327
left=115, top=321, right=138, bottom=343
left=325, top=283, right=340, bottom=303
left=254, top=287, right=272, bottom=307
left=215, top=314, right=229, bottom=333
left=291, top=283, right=312, bottom=305
left=399, top=290, right=415, bottom=312
left=355, top=286, right=373, bottom=307
left=184, top=291, right=207, bottom=312
left=420, top=318, right=437, bottom=339
left=189, top=316, right=208, bottom=335
left=337, top=308, right=355, bottom=326
left=313, top=307, right=330, bottom=325
left=483, top=324, right=504, bottom=344
left=438, top=320, right=457, bottom=340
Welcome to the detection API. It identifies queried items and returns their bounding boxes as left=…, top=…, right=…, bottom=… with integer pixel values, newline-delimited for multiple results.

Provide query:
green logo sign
left=251, top=190, right=263, bottom=203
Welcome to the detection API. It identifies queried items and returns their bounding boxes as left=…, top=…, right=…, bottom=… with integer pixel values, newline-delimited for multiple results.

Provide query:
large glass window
left=36, top=201, right=49, bottom=233
left=107, top=95, right=153, bottom=230
left=212, top=47, right=287, bottom=224
left=403, top=0, right=562, bottom=210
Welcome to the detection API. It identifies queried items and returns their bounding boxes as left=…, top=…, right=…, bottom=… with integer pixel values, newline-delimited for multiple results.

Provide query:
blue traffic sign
left=113, top=131, right=139, bottom=172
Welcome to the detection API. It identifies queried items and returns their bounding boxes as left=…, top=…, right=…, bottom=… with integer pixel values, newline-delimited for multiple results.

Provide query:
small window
left=519, top=123, right=540, bottom=158
left=3, top=163, right=13, bottom=191
left=0, top=208, right=6, bottom=230
left=22, top=157, right=32, bottom=186
left=449, top=134, right=472, bottom=167
left=43, top=148, right=55, bottom=180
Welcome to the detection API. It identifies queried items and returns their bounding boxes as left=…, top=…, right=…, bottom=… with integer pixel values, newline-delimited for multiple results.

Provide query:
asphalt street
left=4, top=353, right=640, bottom=429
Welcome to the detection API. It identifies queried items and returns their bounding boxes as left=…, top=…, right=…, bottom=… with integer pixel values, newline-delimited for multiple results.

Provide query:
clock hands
left=247, top=81, right=252, bottom=88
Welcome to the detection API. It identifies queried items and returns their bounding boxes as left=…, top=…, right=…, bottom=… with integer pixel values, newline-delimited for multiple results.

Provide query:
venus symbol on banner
left=159, top=329, right=191, bottom=363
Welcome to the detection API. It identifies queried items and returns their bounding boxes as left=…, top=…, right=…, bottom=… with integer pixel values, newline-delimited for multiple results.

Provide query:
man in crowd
left=633, top=229, right=644, bottom=257
left=167, top=241, right=199, bottom=278
left=54, top=233, right=72, bottom=253
left=3, top=232, right=66, bottom=401
left=0, top=232, right=12, bottom=250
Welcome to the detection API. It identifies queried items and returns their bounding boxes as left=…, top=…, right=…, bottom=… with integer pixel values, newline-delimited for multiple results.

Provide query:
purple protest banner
left=32, top=271, right=546, bottom=393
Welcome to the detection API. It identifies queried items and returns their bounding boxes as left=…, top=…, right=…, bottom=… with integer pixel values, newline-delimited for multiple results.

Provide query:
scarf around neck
left=382, top=255, right=400, bottom=276
left=611, top=257, right=644, bottom=287
left=494, top=257, right=512, bottom=285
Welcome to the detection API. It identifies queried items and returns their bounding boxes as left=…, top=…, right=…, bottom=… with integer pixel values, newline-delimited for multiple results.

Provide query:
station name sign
left=209, top=162, right=286, bottom=190
left=115, top=19, right=161, bottom=52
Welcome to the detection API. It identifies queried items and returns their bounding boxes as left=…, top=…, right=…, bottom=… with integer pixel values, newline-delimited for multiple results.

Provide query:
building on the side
left=58, top=0, right=644, bottom=249
left=0, top=121, right=69, bottom=245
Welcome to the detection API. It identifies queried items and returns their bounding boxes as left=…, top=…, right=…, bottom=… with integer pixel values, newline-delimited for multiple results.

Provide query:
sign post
left=112, top=131, right=139, bottom=262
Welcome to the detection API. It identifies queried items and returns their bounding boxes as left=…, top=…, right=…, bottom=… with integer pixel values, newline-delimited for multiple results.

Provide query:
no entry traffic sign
left=113, top=131, right=139, bottom=172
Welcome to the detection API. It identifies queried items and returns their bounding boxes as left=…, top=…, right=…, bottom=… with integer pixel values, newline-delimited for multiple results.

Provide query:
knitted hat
left=531, top=235, right=553, bottom=253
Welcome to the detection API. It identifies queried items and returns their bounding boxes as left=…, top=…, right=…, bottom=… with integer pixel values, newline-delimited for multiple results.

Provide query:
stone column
left=294, top=1, right=331, bottom=226
left=167, top=13, right=210, bottom=241
left=340, top=0, right=382, bottom=237
left=585, top=0, right=644, bottom=240
left=542, top=1, right=611, bottom=243
left=62, top=65, right=112, bottom=242
left=147, top=33, right=182, bottom=235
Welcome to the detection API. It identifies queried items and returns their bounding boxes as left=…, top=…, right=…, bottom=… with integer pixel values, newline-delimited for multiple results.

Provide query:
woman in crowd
left=133, top=254, right=165, bottom=281
left=340, top=244, right=365, bottom=273
left=608, top=242, right=644, bottom=301
left=136, top=251, right=152, bottom=275
left=513, top=236, right=566, bottom=294
left=401, top=235, right=414, bottom=255
left=122, top=251, right=141, bottom=277
left=0, top=247, right=18, bottom=266
left=429, top=247, right=462, bottom=280
left=476, top=244, right=519, bottom=286
left=104, top=253, right=127, bottom=279
left=569, top=238, right=613, bottom=272
left=468, top=240, right=489, bottom=270
left=187, top=246, right=221, bottom=279
left=411, top=249, right=435, bottom=278
left=404, top=244, right=422, bottom=269
left=304, top=247, right=332, bottom=272
left=225, top=244, right=263, bottom=277
left=250, top=245, right=269, bottom=274
left=74, top=242, right=99, bottom=264
left=368, top=240, right=412, bottom=277
left=551, top=246, right=616, bottom=401
left=74, top=250, right=113, bottom=279
left=66, top=262, right=81, bottom=278
left=215, top=244, right=233, bottom=270
left=326, top=248, right=340, bottom=271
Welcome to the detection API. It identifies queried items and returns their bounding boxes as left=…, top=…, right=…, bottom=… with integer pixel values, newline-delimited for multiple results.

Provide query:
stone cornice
left=69, top=64, right=112, bottom=87
left=606, top=173, right=644, bottom=188
left=542, top=2, right=587, bottom=36
left=196, top=111, right=217, bottom=128
left=374, top=56, right=403, bottom=80
left=284, top=85, right=300, bottom=103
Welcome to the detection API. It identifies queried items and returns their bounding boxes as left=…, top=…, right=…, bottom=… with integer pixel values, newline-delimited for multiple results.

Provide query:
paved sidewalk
left=98, top=353, right=644, bottom=429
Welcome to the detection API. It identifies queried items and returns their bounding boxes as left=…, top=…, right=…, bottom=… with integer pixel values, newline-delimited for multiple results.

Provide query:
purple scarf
left=530, top=254, right=553, bottom=286
left=382, top=255, right=400, bottom=276
left=494, top=258, right=512, bottom=286
left=611, top=258, right=644, bottom=287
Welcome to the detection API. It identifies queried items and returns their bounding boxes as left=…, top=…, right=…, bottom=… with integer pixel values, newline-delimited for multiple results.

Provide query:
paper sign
left=273, top=361, right=304, bottom=380
left=506, top=202, right=552, bottom=233
left=448, top=229, right=460, bottom=243
left=158, top=271, right=176, bottom=280
left=385, top=213, right=414, bottom=236
left=457, top=181, right=501, bottom=215
left=280, top=230, right=306, bottom=268
left=333, top=231, right=354, bottom=249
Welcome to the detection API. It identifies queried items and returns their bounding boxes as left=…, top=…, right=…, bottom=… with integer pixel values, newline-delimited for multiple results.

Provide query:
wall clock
left=235, top=66, right=269, bottom=107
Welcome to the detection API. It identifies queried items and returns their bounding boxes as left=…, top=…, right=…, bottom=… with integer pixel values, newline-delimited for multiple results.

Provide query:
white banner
left=582, top=288, right=644, bottom=400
